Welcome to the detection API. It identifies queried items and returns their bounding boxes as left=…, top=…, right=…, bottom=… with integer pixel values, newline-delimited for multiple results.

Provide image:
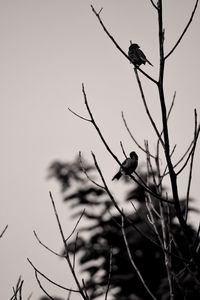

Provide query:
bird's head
left=130, top=43, right=140, bottom=49
left=129, top=152, right=138, bottom=160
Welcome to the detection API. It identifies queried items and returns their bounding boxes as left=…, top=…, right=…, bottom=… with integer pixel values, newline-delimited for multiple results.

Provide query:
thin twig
left=120, top=141, right=127, bottom=158
left=81, top=279, right=90, bottom=300
left=68, top=108, right=91, bottom=122
left=157, top=144, right=177, bottom=186
left=34, top=271, right=54, bottom=300
left=173, top=140, right=193, bottom=170
left=27, top=258, right=79, bottom=293
left=0, top=224, right=8, bottom=239
left=121, top=215, right=158, bottom=300
left=105, top=247, right=113, bottom=300
left=67, top=290, right=72, bottom=300
left=156, top=91, right=176, bottom=186
left=27, top=293, right=33, bottom=300
left=33, top=231, right=65, bottom=258
left=158, top=198, right=174, bottom=300
left=122, top=111, right=156, bottom=159
left=145, top=140, right=158, bottom=188
left=72, top=232, right=79, bottom=270
left=65, top=209, right=85, bottom=242
left=165, top=0, right=199, bottom=59
left=185, top=110, right=199, bottom=221
left=149, top=0, right=158, bottom=10
left=79, top=151, right=104, bottom=189
left=90, top=5, right=157, bottom=84
left=130, top=200, right=160, bottom=229
left=176, top=124, right=200, bottom=176
left=157, top=91, right=176, bottom=151
left=91, top=151, right=162, bottom=246
left=81, top=84, right=173, bottom=204
left=49, top=192, right=89, bottom=300
left=134, top=68, right=165, bottom=148
left=10, top=277, right=23, bottom=300
left=193, top=222, right=200, bottom=253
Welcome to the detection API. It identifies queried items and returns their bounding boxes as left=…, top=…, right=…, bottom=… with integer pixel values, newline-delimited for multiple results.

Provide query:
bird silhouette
left=112, top=152, right=138, bottom=181
left=128, top=43, right=153, bottom=67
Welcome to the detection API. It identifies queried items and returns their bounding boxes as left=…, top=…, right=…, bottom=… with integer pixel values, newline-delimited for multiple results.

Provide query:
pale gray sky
left=0, top=1, right=200, bottom=299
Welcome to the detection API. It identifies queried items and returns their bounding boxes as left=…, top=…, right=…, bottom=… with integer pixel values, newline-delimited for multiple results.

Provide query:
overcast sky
left=0, top=1, right=200, bottom=299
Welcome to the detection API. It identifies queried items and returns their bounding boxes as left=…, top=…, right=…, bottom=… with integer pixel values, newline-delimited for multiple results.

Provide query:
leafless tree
left=29, top=1, right=200, bottom=299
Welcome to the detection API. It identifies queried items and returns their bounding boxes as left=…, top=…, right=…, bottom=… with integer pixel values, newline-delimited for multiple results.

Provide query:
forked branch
left=90, top=5, right=157, bottom=84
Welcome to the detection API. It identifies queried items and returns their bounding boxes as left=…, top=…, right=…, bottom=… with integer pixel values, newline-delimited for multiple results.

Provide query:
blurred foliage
left=40, top=156, right=200, bottom=300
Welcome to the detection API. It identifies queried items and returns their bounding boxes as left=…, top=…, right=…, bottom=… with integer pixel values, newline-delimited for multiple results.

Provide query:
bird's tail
left=112, top=171, right=122, bottom=181
left=146, top=59, right=153, bottom=66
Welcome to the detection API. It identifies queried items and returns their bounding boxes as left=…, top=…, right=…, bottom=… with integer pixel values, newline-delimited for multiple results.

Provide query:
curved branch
left=33, top=230, right=64, bottom=258
left=27, top=258, right=79, bottom=293
left=122, top=111, right=157, bottom=159
left=90, top=5, right=157, bottom=84
left=91, top=152, right=162, bottom=246
left=49, top=191, right=89, bottom=300
left=68, top=108, right=91, bottom=122
left=165, top=0, right=199, bottom=59
left=176, top=124, right=200, bottom=176
left=34, top=271, right=55, bottom=300
left=185, top=110, right=200, bottom=220
left=134, top=68, right=165, bottom=147
left=81, top=84, right=173, bottom=204
left=79, top=151, right=104, bottom=189
left=149, top=0, right=158, bottom=10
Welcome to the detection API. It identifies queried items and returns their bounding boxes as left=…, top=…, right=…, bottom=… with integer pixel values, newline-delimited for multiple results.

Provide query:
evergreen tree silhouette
left=42, top=156, right=200, bottom=300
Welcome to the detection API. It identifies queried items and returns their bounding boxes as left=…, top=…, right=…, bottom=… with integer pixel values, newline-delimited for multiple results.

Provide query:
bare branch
left=27, top=293, right=33, bottom=300
left=149, top=0, right=158, bottom=10
left=82, top=85, right=173, bottom=204
left=145, top=196, right=163, bottom=246
left=120, top=141, right=127, bottom=158
left=122, top=111, right=157, bottom=159
left=65, top=209, right=85, bottom=242
left=34, top=271, right=55, bottom=300
left=33, top=230, right=64, bottom=258
left=173, top=140, right=193, bottom=170
left=72, top=232, right=79, bottom=269
left=67, top=290, right=72, bottom=300
left=49, top=191, right=89, bottom=300
left=10, top=277, right=23, bottom=300
left=79, top=151, right=104, bottom=189
left=0, top=224, right=8, bottom=239
left=81, top=279, right=90, bottom=300
left=90, top=5, right=157, bottom=84
left=185, top=110, right=199, bottom=220
left=157, top=91, right=176, bottom=148
left=176, top=124, right=200, bottom=176
left=68, top=108, right=91, bottom=122
left=134, top=68, right=165, bottom=147
left=105, top=247, right=113, bottom=300
left=91, top=152, right=163, bottom=245
left=121, top=215, right=158, bottom=300
left=165, top=0, right=199, bottom=59
left=27, top=258, right=79, bottom=293
left=156, top=91, right=176, bottom=181
left=145, top=140, right=159, bottom=189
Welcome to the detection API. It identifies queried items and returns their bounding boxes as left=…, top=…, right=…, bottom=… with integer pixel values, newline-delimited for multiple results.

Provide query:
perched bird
left=128, top=43, right=153, bottom=67
left=112, top=152, right=138, bottom=181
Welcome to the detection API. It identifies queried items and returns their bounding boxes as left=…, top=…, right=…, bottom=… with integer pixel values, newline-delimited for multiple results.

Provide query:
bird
left=112, top=152, right=138, bottom=181
left=128, top=43, right=153, bottom=67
